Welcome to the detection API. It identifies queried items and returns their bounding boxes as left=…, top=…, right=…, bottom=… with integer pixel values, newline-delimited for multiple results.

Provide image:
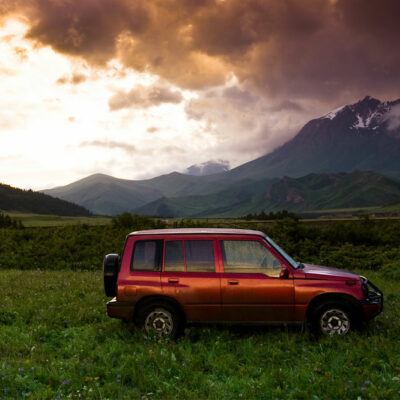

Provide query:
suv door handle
left=228, top=280, right=239, bottom=285
left=168, top=278, right=179, bottom=283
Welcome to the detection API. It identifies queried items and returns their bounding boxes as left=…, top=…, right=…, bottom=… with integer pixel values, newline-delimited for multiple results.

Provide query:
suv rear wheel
left=137, top=302, right=182, bottom=339
left=312, top=303, right=352, bottom=336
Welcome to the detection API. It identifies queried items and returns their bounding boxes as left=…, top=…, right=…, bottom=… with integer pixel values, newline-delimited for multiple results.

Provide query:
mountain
left=252, top=170, right=400, bottom=212
left=42, top=96, right=400, bottom=216
left=224, top=96, right=400, bottom=181
left=43, top=173, right=163, bottom=216
left=0, top=183, right=91, bottom=216
left=132, top=171, right=400, bottom=217
left=43, top=172, right=240, bottom=215
left=133, top=178, right=270, bottom=217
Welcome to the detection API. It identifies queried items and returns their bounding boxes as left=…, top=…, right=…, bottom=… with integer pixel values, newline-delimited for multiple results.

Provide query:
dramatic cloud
left=79, top=140, right=137, bottom=154
left=109, top=84, right=183, bottom=111
left=186, top=160, right=230, bottom=176
left=184, top=82, right=308, bottom=161
left=57, top=73, right=87, bottom=85
left=147, top=126, right=159, bottom=133
left=1, top=0, right=400, bottom=189
left=1, top=0, right=399, bottom=104
left=269, top=100, right=305, bottom=113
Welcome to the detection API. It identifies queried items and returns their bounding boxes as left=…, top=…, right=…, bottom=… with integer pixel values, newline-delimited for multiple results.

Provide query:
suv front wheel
left=312, top=303, right=352, bottom=336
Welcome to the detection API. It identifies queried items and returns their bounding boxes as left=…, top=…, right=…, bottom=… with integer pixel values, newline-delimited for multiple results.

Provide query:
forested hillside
left=0, top=183, right=91, bottom=216
left=132, top=171, right=400, bottom=217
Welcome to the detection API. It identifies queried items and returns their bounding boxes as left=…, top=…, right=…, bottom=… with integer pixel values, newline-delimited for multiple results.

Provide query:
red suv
left=103, top=228, right=382, bottom=337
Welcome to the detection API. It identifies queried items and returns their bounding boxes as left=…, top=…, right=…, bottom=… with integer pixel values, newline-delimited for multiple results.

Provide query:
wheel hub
left=320, top=308, right=350, bottom=335
left=145, top=309, right=173, bottom=337
left=153, top=317, right=166, bottom=331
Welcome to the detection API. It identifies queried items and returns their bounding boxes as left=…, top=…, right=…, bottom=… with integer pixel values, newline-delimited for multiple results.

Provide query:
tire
left=137, top=302, right=183, bottom=339
left=311, top=303, right=352, bottom=336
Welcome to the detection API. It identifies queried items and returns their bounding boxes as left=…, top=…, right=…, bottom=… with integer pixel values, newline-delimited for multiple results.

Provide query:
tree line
left=0, top=212, right=23, bottom=229
left=0, top=213, right=399, bottom=280
left=243, top=210, right=298, bottom=220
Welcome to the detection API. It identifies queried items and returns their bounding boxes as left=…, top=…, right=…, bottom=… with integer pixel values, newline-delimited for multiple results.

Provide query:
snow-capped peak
left=349, top=97, right=391, bottom=130
left=321, top=96, right=398, bottom=131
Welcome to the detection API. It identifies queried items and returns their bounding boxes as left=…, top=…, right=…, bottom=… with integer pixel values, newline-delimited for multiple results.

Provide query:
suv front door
left=219, top=238, right=294, bottom=322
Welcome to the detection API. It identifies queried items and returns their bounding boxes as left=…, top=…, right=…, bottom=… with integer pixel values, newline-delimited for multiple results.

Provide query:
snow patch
left=365, top=111, right=378, bottom=126
left=354, top=114, right=366, bottom=128
left=353, top=108, right=387, bottom=129
left=323, top=105, right=345, bottom=120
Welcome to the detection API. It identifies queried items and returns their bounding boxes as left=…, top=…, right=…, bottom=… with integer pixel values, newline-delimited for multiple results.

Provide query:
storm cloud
left=1, top=0, right=399, bottom=105
left=56, top=73, right=87, bottom=85
left=109, top=84, right=183, bottom=111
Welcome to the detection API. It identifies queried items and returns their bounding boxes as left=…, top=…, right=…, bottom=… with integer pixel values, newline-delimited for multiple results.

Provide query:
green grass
left=3, top=210, right=400, bottom=230
left=1, top=270, right=400, bottom=399
left=3, top=213, right=111, bottom=227
left=371, top=203, right=400, bottom=214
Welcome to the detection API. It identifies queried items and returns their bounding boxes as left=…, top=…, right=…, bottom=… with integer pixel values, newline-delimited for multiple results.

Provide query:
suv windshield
left=264, top=237, right=298, bottom=269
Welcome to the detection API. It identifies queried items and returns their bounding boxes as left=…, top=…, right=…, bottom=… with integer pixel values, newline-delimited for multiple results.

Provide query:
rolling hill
left=131, top=171, right=400, bottom=217
left=0, top=183, right=91, bottom=216
left=42, top=96, right=400, bottom=216
left=43, top=171, right=245, bottom=215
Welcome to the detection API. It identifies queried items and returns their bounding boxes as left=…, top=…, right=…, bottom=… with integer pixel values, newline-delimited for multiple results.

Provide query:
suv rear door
left=219, top=237, right=294, bottom=322
left=161, top=237, right=221, bottom=322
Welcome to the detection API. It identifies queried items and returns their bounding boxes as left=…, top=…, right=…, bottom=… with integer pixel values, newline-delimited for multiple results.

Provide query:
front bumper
left=360, top=276, right=383, bottom=320
left=106, top=297, right=135, bottom=321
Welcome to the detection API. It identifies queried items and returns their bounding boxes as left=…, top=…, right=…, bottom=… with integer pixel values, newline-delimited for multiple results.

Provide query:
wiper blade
left=297, top=262, right=305, bottom=269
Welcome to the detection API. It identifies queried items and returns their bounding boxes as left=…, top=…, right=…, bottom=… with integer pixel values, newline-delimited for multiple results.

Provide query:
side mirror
left=280, top=268, right=290, bottom=279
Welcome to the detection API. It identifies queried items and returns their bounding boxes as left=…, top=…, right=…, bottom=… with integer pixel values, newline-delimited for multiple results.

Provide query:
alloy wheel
left=320, top=308, right=350, bottom=335
left=144, top=308, right=174, bottom=337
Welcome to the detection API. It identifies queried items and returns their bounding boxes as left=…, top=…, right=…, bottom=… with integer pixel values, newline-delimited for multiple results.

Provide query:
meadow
left=4, top=213, right=111, bottom=228
left=0, top=270, right=399, bottom=399
left=1, top=216, right=400, bottom=399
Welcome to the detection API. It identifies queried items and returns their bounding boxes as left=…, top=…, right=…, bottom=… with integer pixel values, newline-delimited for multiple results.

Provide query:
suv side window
left=221, top=240, right=282, bottom=277
left=131, top=240, right=162, bottom=271
left=185, top=240, right=215, bottom=272
left=165, top=241, right=185, bottom=272
left=164, top=240, right=216, bottom=273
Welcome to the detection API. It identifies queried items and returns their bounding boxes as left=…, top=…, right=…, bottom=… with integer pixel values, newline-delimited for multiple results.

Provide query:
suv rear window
left=131, top=240, right=162, bottom=271
left=164, top=240, right=215, bottom=273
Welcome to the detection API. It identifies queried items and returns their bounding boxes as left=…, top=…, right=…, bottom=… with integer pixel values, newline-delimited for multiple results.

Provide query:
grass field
left=1, top=270, right=399, bottom=399
left=3, top=213, right=111, bottom=227
left=4, top=210, right=400, bottom=229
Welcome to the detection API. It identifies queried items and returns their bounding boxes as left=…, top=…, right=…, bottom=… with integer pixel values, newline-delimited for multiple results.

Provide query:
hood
left=302, top=264, right=360, bottom=281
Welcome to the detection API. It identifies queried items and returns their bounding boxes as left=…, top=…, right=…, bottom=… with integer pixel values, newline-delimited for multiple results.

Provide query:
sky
left=1, top=0, right=399, bottom=190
